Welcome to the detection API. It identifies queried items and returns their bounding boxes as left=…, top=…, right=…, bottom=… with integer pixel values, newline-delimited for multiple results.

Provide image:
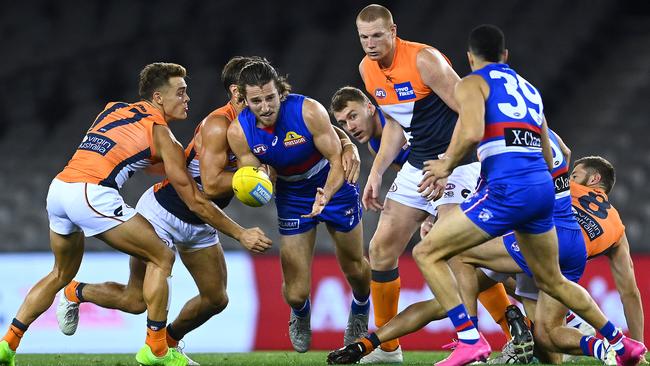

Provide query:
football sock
left=64, top=280, right=85, bottom=303
left=351, top=290, right=370, bottom=315
left=166, top=323, right=180, bottom=348
left=566, top=311, right=583, bottom=328
left=580, top=335, right=608, bottom=361
left=371, top=268, right=400, bottom=352
left=478, top=283, right=512, bottom=339
left=291, top=298, right=310, bottom=318
left=2, top=319, right=27, bottom=351
left=600, top=321, right=625, bottom=356
left=361, top=333, right=382, bottom=353
left=471, top=316, right=479, bottom=329
left=448, top=304, right=480, bottom=345
left=146, top=319, right=168, bottom=357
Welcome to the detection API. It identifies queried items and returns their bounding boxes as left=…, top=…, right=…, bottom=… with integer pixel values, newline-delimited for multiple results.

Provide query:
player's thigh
left=97, top=213, right=174, bottom=267
left=371, top=198, right=428, bottom=251
left=179, top=244, right=228, bottom=296
left=416, top=205, right=491, bottom=260
left=280, top=229, right=317, bottom=284
left=514, top=229, right=563, bottom=282
left=455, top=236, right=521, bottom=273
left=49, top=230, right=85, bottom=281
left=327, top=221, right=364, bottom=263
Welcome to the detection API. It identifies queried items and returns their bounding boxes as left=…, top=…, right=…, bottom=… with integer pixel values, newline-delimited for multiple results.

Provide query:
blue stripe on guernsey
left=98, top=108, right=152, bottom=133
left=368, top=108, right=410, bottom=166
left=90, top=102, right=129, bottom=129
left=471, top=63, right=548, bottom=184
left=99, top=148, right=152, bottom=190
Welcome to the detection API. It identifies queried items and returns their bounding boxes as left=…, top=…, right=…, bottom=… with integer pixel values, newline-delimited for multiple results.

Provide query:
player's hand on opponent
left=362, top=171, right=383, bottom=211
left=341, top=143, right=361, bottom=184
left=302, top=187, right=329, bottom=218
left=259, top=164, right=277, bottom=185
left=419, top=157, right=452, bottom=200
left=239, top=227, right=272, bottom=253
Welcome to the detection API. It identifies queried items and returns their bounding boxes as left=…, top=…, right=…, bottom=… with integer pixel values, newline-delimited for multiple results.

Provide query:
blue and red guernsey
left=368, top=108, right=410, bottom=166
left=471, top=63, right=549, bottom=184
left=548, top=129, right=577, bottom=229
left=239, top=94, right=328, bottom=195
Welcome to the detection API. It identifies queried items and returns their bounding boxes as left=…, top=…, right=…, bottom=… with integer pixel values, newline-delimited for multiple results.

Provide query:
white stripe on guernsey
left=555, top=190, right=571, bottom=199
left=277, top=158, right=328, bottom=182
left=380, top=102, right=415, bottom=129
left=477, top=140, right=542, bottom=161
left=114, top=159, right=153, bottom=189
left=463, top=192, right=489, bottom=214
left=457, top=327, right=480, bottom=341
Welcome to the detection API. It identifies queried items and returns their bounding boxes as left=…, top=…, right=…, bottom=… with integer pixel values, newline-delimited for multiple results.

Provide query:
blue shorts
left=460, top=181, right=555, bottom=237
left=275, top=182, right=362, bottom=235
left=503, top=226, right=587, bottom=282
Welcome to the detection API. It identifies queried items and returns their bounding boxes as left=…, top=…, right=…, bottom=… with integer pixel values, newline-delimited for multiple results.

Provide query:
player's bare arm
left=227, top=119, right=263, bottom=168
left=417, top=48, right=462, bottom=112
left=540, top=116, right=554, bottom=171
left=420, top=75, right=485, bottom=188
left=332, top=125, right=361, bottom=184
left=362, top=114, right=406, bottom=211
left=607, top=232, right=644, bottom=342
left=197, top=114, right=235, bottom=199
left=155, top=124, right=271, bottom=253
left=302, top=98, right=345, bottom=218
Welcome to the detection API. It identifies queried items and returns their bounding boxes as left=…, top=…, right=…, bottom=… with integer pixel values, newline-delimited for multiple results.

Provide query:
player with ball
left=228, top=59, right=372, bottom=353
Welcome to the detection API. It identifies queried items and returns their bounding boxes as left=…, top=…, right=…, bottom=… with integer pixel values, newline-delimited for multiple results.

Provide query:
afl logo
left=252, top=144, right=268, bottom=155
left=374, top=88, right=387, bottom=99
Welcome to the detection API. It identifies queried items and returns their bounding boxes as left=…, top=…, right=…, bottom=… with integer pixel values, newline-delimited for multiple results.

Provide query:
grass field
left=10, top=351, right=603, bottom=365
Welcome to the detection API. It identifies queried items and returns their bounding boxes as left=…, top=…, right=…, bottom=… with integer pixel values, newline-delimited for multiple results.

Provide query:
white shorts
left=385, top=161, right=481, bottom=216
left=136, top=187, right=219, bottom=250
left=481, top=268, right=540, bottom=300
left=46, top=179, right=137, bottom=237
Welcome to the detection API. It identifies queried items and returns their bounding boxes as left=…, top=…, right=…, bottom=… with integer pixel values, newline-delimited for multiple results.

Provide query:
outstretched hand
left=239, top=227, right=272, bottom=253
left=302, top=187, right=329, bottom=218
left=342, top=143, right=361, bottom=184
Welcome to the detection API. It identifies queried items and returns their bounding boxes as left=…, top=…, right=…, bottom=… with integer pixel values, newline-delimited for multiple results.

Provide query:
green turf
left=10, top=351, right=602, bottom=365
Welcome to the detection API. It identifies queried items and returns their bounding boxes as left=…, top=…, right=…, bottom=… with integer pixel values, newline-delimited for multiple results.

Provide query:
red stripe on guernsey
left=456, top=320, right=475, bottom=332
left=484, top=122, right=542, bottom=140
left=552, top=165, right=569, bottom=178
left=277, top=151, right=323, bottom=176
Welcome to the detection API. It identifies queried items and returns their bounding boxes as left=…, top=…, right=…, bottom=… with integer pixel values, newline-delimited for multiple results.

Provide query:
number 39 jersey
left=570, top=181, right=625, bottom=258
left=471, top=63, right=549, bottom=184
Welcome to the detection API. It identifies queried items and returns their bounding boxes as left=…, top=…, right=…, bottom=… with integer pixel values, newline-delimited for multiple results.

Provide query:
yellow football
left=232, top=166, right=273, bottom=207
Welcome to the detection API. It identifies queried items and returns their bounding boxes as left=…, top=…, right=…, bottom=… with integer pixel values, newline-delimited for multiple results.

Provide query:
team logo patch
left=511, top=242, right=520, bottom=252
left=78, top=133, right=116, bottom=156
left=444, top=191, right=454, bottom=198
left=253, top=144, right=268, bottom=155
left=478, top=208, right=493, bottom=222
left=461, top=189, right=472, bottom=199
left=272, top=136, right=279, bottom=146
left=249, top=183, right=272, bottom=205
left=374, top=88, right=387, bottom=99
left=389, top=183, right=398, bottom=192
left=445, top=183, right=456, bottom=190
left=278, top=217, right=299, bottom=230
left=283, top=131, right=307, bottom=147
left=394, top=82, right=416, bottom=101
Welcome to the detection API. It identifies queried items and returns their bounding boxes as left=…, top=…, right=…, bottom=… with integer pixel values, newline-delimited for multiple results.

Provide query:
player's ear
left=502, top=49, right=509, bottom=63
left=229, top=84, right=239, bottom=99
left=589, top=172, right=602, bottom=186
left=152, top=90, right=163, bottom=105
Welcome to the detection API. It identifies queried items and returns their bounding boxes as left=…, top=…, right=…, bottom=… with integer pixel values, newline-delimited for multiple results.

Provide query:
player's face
left=357, top=19, right=396, bottom=63
left=333, top=101, right=375, bottom=144
left=245, top=81, right=281, bottom=127
left=570, top=164, right=591, bottom=185
left=157, top=76, right=190, bottom=121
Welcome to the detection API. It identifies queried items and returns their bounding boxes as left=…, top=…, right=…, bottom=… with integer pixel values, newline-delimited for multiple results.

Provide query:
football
left=232, top=166, right=273, bottom=207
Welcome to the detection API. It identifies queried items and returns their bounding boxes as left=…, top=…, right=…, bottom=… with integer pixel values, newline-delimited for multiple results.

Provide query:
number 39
left=489, top=70, right=543, bottom=126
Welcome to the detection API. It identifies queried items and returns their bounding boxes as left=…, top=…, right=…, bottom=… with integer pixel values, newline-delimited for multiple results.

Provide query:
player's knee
left=204, top=291, right=229, bottom=314
left=121, top=293, right=147, bottom=314
left=534, top=276, right=563, bottom=295
left=412, top=241, right=441, bottom=264
left=369, top=240, right=399, bottom=266
left=148, top=246, right=175, bottom=273
left=283, top=284, right=310, bottom=307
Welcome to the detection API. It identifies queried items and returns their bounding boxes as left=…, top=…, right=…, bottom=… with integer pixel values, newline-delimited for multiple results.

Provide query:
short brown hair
left=138, top=62, right=187, bottom=100
left=237, top=60, right=291, bottom=103
left=330, top=86, right=370, bottom=114
left=574, top=156, right=616, bottom=194
left=357, top=4, right=394, bottom=24
left=221, top=56, right=266, bottom=98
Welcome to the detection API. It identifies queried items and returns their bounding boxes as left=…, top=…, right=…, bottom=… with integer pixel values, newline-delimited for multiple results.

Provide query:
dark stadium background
left=1, top=0, right=649, bottom=254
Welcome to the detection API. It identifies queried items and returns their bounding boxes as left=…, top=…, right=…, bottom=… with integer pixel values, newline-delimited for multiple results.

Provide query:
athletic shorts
left=504, top=226, right=586, bottom=282
left=136, top=187, right=219, bottom=250
left=275, top=182, right=361, bottom=235
left=386, top=161, right=481, bottom=216
left=46, top=178, right=137, bottom=237
left=461, top=180, right=555, bottom=237
left=481, top=269, right=540, bottom=300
